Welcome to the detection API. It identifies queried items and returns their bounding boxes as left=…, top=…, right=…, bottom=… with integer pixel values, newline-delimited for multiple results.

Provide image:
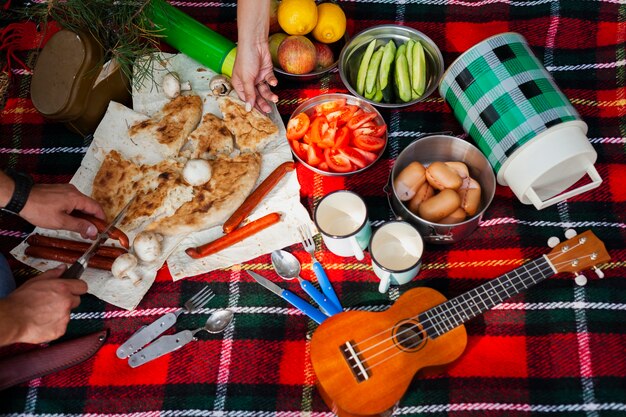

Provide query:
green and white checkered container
left=439, top=33, right=601, bottom=209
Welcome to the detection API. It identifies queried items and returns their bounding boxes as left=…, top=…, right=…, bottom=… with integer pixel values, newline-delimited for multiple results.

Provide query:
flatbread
left=147, top=152, right=262, bottom=236
left=180, top=113, right=234, bottom=159
left=218, top=96, right=279, bottom=152
left=92, top=150, right=194, bottom=232
left=128, top=94, right=203, bottom=160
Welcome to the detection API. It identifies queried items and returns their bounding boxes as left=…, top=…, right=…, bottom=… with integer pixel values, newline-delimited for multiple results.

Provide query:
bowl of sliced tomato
left=286, top=93, right=387, bottom=175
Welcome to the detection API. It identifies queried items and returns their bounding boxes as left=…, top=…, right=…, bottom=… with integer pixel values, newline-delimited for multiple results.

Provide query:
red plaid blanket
left=1, top=1, right=625, bottom=416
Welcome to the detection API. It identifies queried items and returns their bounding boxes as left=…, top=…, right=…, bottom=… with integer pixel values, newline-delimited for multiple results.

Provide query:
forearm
left=237, top=0, right=270, bottom=45
left=0, top=301, right=21, bottom=347
left=0, top=171, right=16, bottom=209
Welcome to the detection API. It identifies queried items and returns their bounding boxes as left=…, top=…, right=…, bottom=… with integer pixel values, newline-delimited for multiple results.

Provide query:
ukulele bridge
left=340, top=341, right=370, bottom=382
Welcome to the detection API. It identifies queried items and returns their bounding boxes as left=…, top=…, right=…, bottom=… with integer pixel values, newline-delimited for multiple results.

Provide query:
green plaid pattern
left=439, top=33, right=580, bottom=172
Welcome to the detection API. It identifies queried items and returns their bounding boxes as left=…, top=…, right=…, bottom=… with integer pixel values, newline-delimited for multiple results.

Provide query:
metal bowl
left=338, top=24, right=444, bottom=108
left=387, top=135, right=496, bottom=244
left=288, top=93, right=387, bottom=176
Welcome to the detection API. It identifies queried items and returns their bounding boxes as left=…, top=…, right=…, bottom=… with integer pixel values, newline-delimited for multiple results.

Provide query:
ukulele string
left=352, top=253, right=594, bottom=374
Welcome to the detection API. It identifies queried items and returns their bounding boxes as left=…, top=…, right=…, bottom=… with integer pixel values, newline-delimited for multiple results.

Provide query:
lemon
left=312, top=3, right=346, bottom=44
left=277, top=0, right=318, bottom=36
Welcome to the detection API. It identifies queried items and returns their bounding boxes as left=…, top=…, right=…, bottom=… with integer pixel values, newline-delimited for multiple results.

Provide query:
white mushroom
left=209, top=74, right=232, bottom=96
left=183, top=159, right=212, bottom=186
left=133, top=231, right=163, bottom=263
left=111, top=253, right=142, bottom=285
left=162, top=72, right=191, bottom=99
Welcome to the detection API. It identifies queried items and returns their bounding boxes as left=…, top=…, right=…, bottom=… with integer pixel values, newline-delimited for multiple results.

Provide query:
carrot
left=70, top=211, right=130, bottom=249
left=223, top=161, right=294, bottom=234
left=186, top=212, right=282, bottom=259
left=26, top=234, right=127, bottom=258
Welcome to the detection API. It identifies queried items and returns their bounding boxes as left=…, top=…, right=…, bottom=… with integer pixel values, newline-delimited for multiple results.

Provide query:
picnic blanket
left=1, top=1, right=625, bottom=416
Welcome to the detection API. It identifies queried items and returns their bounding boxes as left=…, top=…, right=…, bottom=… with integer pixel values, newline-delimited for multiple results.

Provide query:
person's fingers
left=66, top=278, right=88, bottom=296
left=264, top=72, right=278, bottom=88
left=231, top=76, right=247, bottom=103
left=62, top=216, right=99, bottom=240
left=255, top=94, right=272, bottom=114
left=30, top=264, right=67, bottom=281
left=241, top=78, right=258, bottom=112
left=70, top=294, right=82, bottom=309
left=72, top=196, right=106, bottom=220
left=257, top=81, right=278, bottom=105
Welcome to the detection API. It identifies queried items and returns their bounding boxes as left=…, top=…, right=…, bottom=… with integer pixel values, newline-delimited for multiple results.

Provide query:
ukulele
left=310, top=230, right=610, bottom=417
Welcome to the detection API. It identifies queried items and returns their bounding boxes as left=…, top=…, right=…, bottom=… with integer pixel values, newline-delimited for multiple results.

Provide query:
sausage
left=26, top=234, right=127, bottom=258
left=418, top=189, right=461, bottom=223
left=458, top=178, right=482, bottom=216
left=425, top=161, right=463, bottom=191
left=394, top=162, right=426, bottom=201
left=70, top=211, right=130, bottom=249
left=407, top=182, right=434, bottom=214
left=223, top=162, right=294, bottom=234
left=438, top=207, right=467, bottom=224
left=25, top=245, right=114, bottom=270
left=186, top=212, right=281, bottom=259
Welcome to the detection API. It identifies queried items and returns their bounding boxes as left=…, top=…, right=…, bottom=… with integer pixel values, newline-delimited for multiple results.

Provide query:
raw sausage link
left=26, top=234, right=127, bottom=258
left=223, top=162, right=294, bottom=234
left=70, top=211, right=130, bottom=249
left=25, top=245, right=114, bottom=270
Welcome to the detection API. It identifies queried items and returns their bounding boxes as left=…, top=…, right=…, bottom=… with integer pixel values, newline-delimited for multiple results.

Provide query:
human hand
left=231, top=38, right=279, bottom=113
left=20, top=184, right=105, bottom=239
left=0, top=265, right=88, bottom=346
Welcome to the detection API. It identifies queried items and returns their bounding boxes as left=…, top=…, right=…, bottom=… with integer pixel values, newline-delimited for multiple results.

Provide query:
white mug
left=314, top=191, right=372, bottom=261
left=369, top=221, right=423, bottom=293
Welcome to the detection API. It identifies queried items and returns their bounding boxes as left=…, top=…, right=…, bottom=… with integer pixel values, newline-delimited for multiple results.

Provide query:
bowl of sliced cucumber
left=338, top=25, right=444, bottom=108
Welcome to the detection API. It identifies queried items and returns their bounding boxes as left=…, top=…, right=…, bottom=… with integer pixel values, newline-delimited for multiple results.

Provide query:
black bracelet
left=1, top=168, right=34, bottom=216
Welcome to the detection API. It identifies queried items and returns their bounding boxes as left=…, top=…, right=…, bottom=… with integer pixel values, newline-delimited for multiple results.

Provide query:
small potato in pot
left=394, top=162, right=426, bottom=201
left=418, top=189, right=461, bottom=222
left=425, top=161, right=463, bottom=190
left=439, top=207, right=467, bottom=224
left=408, top=182, right=435, bottom=214
left=458, top=178, right=482, bottom=216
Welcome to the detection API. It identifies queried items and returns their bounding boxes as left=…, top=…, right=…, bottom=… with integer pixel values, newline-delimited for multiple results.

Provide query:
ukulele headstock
left=546, top=229, right=610, bottom=286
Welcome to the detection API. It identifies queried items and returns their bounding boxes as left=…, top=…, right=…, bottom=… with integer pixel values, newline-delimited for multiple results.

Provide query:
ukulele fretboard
left=419, top=256, right=554, bottom=338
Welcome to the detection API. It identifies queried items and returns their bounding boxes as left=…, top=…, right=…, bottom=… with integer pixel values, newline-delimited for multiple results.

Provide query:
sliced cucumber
left=411, top=40, right=427, bottom=98
left=356, top=39, right=377, bottom=96
left=394, top=44, right=411, bottom=102
left=378, top=40, right=396, bottom=91
left=365, top=47, right=384, bottom=96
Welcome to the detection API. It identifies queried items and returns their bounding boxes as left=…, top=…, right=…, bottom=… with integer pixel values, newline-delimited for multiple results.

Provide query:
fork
left=298, top=224, right=343, bottom=312
left=116, top=286, right=215, bottom=359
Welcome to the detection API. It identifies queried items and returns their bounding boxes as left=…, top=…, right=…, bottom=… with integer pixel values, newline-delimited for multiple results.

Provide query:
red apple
left=269, top=32, right=288, bottom=66
left=314, top=41, right=335, bottom=70
left=278, top=35, right=317, bottom=75
left=268, top=0, right=281, bottom=34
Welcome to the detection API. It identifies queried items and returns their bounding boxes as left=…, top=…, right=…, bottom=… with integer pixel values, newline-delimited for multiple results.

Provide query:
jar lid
left=30, top=29, right=104, bottom=120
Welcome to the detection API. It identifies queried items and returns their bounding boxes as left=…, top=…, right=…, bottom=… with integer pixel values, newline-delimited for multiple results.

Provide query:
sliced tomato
left=314, top=99, right=347, bottom=116
left=336, top=105, right=359, bottom=126
left=309, top=115, right=329, bottom=144
left=347, top=112, right=378, bottom=130
left=333, top=126, right=351, bottom=149
left=291, top=140, right=307, bottom=161
left=352, top=147, right=378, bottom=163
left=317, top=126, right=337, bottom=149
left=286, top=112, right=310, bottom=141
left=302, top=132, right=314, bottom=145
left=354, top=134, right=386, bottom=152
left=306, top=143, right=324, bottom=166
left=324, top=148, right=353, bottom=173
left=338, top=147, right=367, bottom=169
left=325, top=109, right=343, bottom=124
left=360, top=121, right=376, bottom=128
left=353, top=123, right=386, bottom=138
left=319, top=161, right=330, bottom=171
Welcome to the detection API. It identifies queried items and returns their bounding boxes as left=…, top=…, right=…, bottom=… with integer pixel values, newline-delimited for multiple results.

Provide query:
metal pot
left=386, top=135, right=496, bottom=244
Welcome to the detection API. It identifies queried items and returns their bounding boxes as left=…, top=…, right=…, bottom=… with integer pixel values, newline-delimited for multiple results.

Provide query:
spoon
left=128, top=309, right=234, bottom=368
left=271, top=250, right=341, bottom=316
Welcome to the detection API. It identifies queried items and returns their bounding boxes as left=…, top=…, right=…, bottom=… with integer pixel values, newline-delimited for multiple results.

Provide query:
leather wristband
left=1, top=168, right=34, bottom=215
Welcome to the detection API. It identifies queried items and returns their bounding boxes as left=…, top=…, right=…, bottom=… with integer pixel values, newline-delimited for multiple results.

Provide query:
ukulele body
left=310, top=287, right=467, bottom=416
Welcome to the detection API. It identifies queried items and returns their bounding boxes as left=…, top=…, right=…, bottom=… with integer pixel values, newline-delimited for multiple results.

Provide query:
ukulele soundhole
left=393, top=320, right=426, bottom=352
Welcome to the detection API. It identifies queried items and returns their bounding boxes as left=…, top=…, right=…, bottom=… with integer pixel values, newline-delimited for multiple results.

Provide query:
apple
left=269, top=32, right=288, bottom=66
left=278, top=35, right=317, bottom=75
left=268, top=0, right=281, bottom=34
left=314, top=41, right=334, bottom=70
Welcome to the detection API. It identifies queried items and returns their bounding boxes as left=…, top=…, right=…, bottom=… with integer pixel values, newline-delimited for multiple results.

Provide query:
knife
left=247, top=271, right=327, bottom=324
left=62, top=197, right=134, bottom=279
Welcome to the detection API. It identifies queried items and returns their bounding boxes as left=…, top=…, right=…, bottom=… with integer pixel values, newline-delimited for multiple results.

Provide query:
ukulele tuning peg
left=593, top=267, right=605, bottom=279
left=547, top=236, right=560, bottom=248
left=574, top=273, right=588, bottom=286
left=564, top=229, right=578, bottom=239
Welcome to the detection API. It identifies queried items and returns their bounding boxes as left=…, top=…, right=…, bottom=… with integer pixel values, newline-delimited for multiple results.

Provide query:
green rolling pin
left=146, top=0, right=237, bottom=76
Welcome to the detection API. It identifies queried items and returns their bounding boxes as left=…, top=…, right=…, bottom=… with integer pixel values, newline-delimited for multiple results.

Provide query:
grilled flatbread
left=218, top=96, right=279, bottom=152
left=147, top=152, right=262, bottom=236
left=180, top=113, right=234, bottom=159
left=128, top=94, right=203, bottom=160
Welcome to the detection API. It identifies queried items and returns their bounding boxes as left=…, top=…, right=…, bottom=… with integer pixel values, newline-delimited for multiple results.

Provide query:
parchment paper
left=11, top=53, right=314, bottom=310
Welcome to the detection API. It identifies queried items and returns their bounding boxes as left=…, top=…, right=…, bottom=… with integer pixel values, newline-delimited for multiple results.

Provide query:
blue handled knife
left=247, top=271, right=327, bottom=324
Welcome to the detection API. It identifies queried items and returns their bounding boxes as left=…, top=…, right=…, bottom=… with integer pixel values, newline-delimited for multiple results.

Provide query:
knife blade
left=62, top=197, right=135, bottom=279
left=247, top=271, right=327, bottom=324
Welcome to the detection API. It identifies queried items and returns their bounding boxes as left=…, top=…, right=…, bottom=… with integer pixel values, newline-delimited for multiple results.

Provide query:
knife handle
left=128, top=330, right=194, bottom=368
left=312, top=260, right=343, bottom=312
left=116, top=312, right=178, bottom=359
left=281, top=289, right=327, bottom=324
left=298, top=278, right=341, bottom=316
left=61, top=261, right=85, bottom=280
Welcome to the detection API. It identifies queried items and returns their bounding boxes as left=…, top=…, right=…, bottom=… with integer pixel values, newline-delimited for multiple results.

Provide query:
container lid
left=497, top=120, right=602, bottom=209
left=30, top=29, right=104, bottom=120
